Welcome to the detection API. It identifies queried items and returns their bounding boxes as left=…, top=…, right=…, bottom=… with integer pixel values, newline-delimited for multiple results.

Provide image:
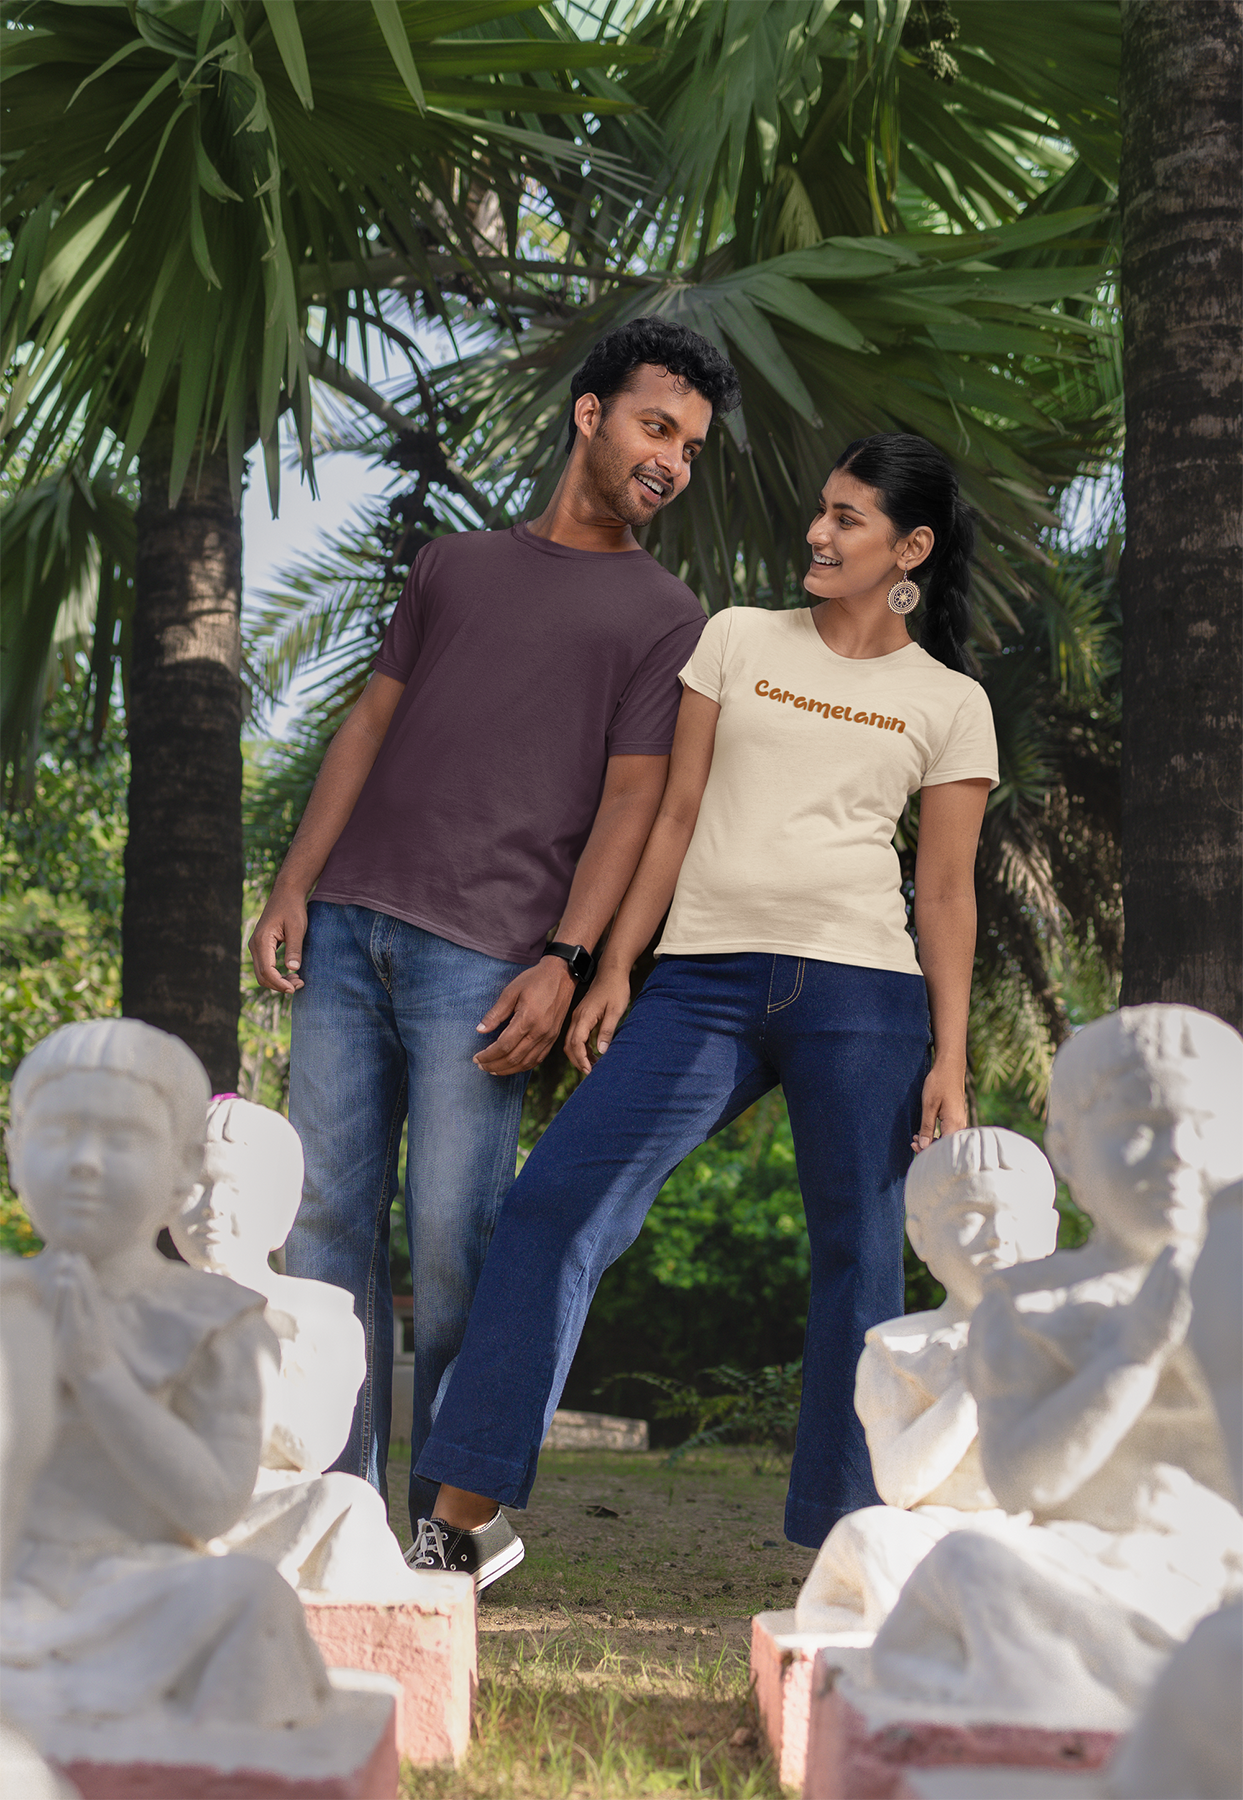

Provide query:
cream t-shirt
left=658, top=607, right=999, bottom=975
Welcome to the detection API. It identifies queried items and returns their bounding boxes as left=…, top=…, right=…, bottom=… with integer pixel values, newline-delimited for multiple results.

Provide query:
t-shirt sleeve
left=372, top=551, right=428, bottom=682
left=677, top=607, right=732, bottom=704
left=922, top=680, right=999, bottom=790
left=606, top=610, right=707, bottom=755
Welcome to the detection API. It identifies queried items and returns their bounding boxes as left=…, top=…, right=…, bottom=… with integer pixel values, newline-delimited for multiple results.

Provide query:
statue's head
left=6, top=1019, right=209, bottom=1260
left=170, top=1096, right=304, bottom=1275
left=905, top=1126, right=1058, bottom=1309
left=1045, top=1006, right=1243, bottom=1261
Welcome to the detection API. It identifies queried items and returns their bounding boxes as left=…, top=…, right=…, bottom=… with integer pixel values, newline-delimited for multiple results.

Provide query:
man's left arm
left=473, top=753, right=669, bottom=1076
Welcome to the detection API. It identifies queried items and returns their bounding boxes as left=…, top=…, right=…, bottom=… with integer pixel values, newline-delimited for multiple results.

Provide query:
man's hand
left=473, top=958, right=577, bottom=1077
left=912, top=1059, right=968, bottom=1153
left=564, top=965, right=633, bottom=1075
left=249, top=884, right=308, bottom=994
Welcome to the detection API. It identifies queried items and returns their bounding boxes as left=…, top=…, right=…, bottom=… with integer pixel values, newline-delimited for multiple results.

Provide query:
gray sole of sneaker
left=476, top=1537, right=525, bottom=1593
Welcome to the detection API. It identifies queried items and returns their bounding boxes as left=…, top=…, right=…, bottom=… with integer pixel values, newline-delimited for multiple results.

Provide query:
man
left=249, top=317, right=740, bottom=1525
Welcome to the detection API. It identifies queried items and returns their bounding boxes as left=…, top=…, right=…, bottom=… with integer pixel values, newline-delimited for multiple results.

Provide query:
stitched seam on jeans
left=358, top=1087, right=406, bottom=1476
left=767, top=958, right=805, bottom=1014
left=370, top=911, right=398, bottom=993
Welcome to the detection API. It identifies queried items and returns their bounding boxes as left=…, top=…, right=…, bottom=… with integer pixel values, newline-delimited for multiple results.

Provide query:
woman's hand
left=912, top=1059, right=968, bottom=1153
left=565, top=965, right=633, bottom=1075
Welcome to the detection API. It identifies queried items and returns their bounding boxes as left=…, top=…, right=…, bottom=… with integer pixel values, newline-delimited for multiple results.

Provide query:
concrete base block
left=303, top=1574, right=476, bottom=1767
left=541, top=1409, right=649, bottom=1452
left=802, top=1649, right=1121, bottom=1800
left=392, top=1353, right=415, bottom=1433
left=46, top=1669, right=400, bottom=1799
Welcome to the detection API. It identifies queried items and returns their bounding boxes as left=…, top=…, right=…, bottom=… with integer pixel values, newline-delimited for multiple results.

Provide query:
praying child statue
left=870, top=1005, right=1243, bottom=1728
left=1105, top=1179, right=1243, bottom=1799
left=796, top=1127, right=1058, bottom=1634
left=0, top=1020, right=331, bottom=1739
left=0, top=1257, right=79, bottom=1800
left=170, top=1096, right=423, bottom=1599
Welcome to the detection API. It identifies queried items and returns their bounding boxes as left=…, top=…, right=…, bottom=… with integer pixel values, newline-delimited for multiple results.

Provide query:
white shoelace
left=410, top=1516, right=449, bottom=1568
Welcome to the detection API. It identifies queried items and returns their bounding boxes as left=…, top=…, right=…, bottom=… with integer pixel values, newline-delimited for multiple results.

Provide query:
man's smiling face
left=579, top=363, right=713, bottom=529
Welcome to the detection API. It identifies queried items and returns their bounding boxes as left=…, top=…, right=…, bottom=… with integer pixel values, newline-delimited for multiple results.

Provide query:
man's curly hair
left=565, top=317, right=741, bottom=453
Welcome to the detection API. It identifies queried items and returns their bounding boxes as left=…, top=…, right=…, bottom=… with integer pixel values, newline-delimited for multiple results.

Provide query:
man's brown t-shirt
left=313, top=524, right=706, bottom=965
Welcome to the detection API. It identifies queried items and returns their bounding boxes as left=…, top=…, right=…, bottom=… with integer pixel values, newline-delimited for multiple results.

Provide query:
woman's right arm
left=565, top=687, right=720, bottom=1073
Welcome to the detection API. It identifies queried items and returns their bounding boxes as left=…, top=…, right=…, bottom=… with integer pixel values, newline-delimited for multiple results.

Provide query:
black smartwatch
left=543, top=941, right=596, bottom=985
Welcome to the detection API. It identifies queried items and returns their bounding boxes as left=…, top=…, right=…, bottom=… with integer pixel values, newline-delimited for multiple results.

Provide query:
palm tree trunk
left=1119, top=0, right=1243, bottom=1027
left=122, top=436, right=243, bottom=1090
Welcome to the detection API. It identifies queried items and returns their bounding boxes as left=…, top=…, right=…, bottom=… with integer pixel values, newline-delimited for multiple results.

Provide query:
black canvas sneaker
left=405, top=1510, right=525, bottom=1592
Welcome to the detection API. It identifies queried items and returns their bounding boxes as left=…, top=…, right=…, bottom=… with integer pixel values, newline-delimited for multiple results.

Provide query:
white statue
left=796, top=1128, right=1058, bottom=1633
left=0, top=1020, right=331, bottom=1738
left=1105, top=1179, right=1243, bottom=1799
left=870, top=1006, right=1243, bottom=1728
left=0, top=1258, right=80, bottom=1800
left=169, top=1096, right=422, bottom=1600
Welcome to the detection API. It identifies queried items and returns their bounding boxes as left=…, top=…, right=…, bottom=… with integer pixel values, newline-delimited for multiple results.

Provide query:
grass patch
left=402, top=1627, right=780, bottom=1798
left=387, top=1446, right=809, bottom=1797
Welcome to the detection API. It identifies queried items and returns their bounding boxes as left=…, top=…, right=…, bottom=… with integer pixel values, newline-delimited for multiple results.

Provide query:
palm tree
left=1, top=0, right=632, bottom=1086
left=1118, top=0, right=1242, bottom=1029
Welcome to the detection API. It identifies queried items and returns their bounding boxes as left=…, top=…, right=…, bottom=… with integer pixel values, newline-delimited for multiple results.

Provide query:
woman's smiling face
left=804, top=469, right=929, bottom=603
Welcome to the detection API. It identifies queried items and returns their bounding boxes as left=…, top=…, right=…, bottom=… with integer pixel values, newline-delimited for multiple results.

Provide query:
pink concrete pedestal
left=47, top=1670, right=400, bottom=1799
left=802, top=1648, right=1120, bottom=1800
left=752, top=1609, right=872, bottom=1790
left=303, top=1572, right=476, bottom=1767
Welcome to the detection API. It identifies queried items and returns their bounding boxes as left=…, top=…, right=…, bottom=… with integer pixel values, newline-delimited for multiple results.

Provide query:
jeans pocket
left=766, top=957, right=805, bottom=1013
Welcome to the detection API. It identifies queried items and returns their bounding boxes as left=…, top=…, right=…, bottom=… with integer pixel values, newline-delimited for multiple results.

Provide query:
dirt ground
left=387, top=1442, right=817, bottom=1643
left=386, top=1443, right=809, bottom=1797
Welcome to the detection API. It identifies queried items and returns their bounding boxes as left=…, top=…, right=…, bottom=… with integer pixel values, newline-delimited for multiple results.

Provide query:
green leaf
left=260, top=0, right=313, bottom=109
left=193, top=128, right=241, bottom=204
left=741, top=270, right=871, bottom=352
left=370, top=0, right=424, bottom=111
left=103, top=61, right=179, bottom=154
left=66, top=34, right=148, bottom=110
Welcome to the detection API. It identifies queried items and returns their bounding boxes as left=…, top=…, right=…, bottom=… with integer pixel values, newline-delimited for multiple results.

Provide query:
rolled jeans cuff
left=414, top=1439, right=532, bottom=1511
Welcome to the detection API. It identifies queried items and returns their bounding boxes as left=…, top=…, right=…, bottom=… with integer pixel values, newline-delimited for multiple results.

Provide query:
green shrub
left=612, top=1362, right=804, bottom=1467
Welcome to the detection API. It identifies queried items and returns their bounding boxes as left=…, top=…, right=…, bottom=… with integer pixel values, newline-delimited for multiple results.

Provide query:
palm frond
left=418, top=205, right=1117, bottom=622
left=1, top=1, right=642, bottom=507
left=1, top=462, right=135, bottom=790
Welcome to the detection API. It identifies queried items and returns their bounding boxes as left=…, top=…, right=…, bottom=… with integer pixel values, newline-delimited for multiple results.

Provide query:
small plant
left=603, top=1363, right=803, bottom=1467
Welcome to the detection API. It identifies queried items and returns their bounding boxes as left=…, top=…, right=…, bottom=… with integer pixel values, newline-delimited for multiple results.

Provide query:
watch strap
left=543, top=941, right=596, bottom=984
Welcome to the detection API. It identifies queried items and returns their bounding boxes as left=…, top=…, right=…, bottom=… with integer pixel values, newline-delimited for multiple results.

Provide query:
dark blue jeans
left=416, top=953, right=930, bottom=1548
left=287, top=902, right=529, bottom=1516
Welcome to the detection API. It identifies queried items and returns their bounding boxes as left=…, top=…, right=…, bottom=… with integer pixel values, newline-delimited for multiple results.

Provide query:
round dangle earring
left=887, top=569, right=920, bottom=615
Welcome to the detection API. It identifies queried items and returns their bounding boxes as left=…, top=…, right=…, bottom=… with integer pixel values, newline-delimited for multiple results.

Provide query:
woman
left=409, top=434, right=998, bottom=1587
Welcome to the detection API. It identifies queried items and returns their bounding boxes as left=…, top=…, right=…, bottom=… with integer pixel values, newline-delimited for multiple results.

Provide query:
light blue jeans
left=286, top=902, right=528, bottom=1519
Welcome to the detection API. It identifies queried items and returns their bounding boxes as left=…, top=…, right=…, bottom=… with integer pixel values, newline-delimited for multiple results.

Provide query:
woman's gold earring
left=887, top=572, right=920, bottom=615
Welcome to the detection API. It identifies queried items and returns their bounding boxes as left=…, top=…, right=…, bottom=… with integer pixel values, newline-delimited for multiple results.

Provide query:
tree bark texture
left=123, top=439, right=243, bottom=1090
left=1119, top=0, right=1243, bottom=1027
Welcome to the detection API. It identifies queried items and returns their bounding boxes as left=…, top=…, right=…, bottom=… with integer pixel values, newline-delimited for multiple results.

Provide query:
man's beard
left=583, top=418, right=671, bottom=528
